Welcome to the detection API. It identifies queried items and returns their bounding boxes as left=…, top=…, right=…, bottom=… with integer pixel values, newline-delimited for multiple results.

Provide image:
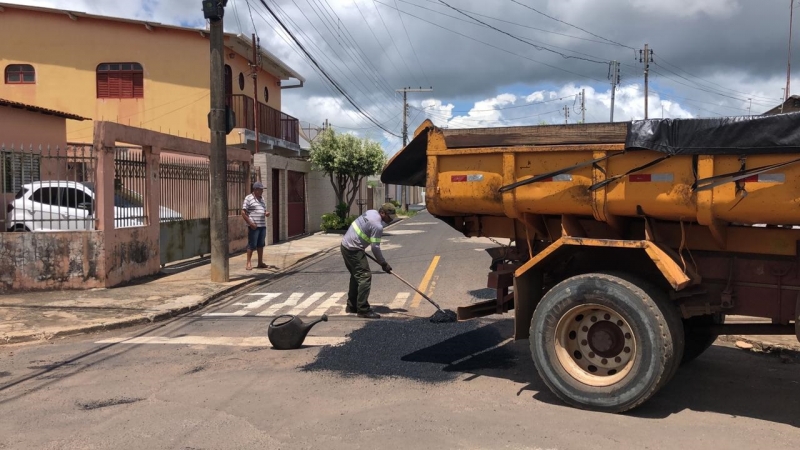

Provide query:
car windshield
left=15, top=188, right=29, bottom=199
left=81, top=182, right=144, bottom=208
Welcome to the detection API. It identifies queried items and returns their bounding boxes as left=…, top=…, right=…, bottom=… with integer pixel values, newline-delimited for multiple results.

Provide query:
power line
left=437, top=0, right=608, bottom=65
left=231, top=0, right=245, bottom=34
left=244, top=0, right=259, bottom=36
left=392, top=0, right=432, bottom=85
left=508, top=0, right=634, bottom=50
left=649, top=66, right=775, bottom=107
left=410, top=0, right=625, bottom=48
left=247, top=1, right=403, bottom=134
left=257, top=0, right=401, bottom=137
left=655, top=54, right=777, bottom=102
left=311, top=0, right=401, bottom=101
left=373, top=0, right=606, bottom=83
left=350, top=0, right=405, bottom=77
left=291, top=0, right=400, bottom=110
left=371, top=0, right=424, bottom=86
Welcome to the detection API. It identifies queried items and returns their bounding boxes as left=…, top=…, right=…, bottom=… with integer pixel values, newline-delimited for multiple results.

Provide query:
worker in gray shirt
left=340, top=203, right=398, bottom=319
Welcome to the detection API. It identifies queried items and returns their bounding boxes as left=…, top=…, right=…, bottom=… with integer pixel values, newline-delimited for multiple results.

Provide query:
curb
left=1, top=245, right=341, bottom=346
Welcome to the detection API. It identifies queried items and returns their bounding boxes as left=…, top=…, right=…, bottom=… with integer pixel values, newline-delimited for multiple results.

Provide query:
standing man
left=340, top=203, right=398, bottom=319
left=242, top=181, right=271, bottom=271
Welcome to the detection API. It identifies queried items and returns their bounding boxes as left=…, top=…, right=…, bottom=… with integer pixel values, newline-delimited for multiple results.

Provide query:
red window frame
left=5, top=64, right=35, bottom=84
left=97, top=63, right=144, bottom=99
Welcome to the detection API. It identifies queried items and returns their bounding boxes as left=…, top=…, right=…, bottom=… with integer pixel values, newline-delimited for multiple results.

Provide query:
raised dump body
left=382, top=115, right=800, bottom=413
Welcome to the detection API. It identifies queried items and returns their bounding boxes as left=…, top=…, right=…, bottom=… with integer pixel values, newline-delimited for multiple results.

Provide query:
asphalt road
left=1, top=211, right=798, bottom=449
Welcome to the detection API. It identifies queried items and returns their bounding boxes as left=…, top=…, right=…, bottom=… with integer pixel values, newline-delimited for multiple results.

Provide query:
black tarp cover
left=626, top=112, right=800, bottom=155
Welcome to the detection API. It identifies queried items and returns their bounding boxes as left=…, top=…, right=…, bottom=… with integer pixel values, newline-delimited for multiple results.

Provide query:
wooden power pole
left=204, top=0, right=230, bottom=282
left=640, top=44, right=653, bottom=119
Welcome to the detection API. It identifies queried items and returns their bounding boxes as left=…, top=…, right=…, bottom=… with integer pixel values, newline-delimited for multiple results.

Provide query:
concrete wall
left=253, top=153, right=337, bottom=242
left=0, top=6, right=282, bottom=144
left=0, top=231, right=104, bottom=293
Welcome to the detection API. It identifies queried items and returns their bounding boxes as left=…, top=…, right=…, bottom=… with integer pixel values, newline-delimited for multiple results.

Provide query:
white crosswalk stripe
left=308, top=292, right=345, bottom=317
left=388, top=292, right=410, bottom=311
left=257, top=292, right=304, bottom=316
left=202, top=291, right=415, bottom=318
left=285, top=292, right=326, bottom=316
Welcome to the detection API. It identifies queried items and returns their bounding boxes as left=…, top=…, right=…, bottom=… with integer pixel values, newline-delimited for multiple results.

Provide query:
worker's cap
left=252, top=181, right=264, bottom=190
left=380, top=202, right=398, bottom=222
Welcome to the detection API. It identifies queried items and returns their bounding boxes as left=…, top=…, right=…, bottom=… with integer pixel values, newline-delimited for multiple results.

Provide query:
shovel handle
left=364, top=252, right=443, bottom=311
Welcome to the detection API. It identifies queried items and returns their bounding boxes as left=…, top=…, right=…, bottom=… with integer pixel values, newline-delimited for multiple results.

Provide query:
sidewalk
left=0, top=233, right=343, bottom=345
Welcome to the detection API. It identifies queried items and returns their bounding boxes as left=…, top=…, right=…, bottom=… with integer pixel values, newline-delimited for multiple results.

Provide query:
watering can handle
left=270, top=314, right=294, bottom=327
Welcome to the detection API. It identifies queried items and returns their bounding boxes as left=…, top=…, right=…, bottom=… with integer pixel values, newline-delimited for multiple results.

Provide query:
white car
left=6, top=181, right=182, bottom=231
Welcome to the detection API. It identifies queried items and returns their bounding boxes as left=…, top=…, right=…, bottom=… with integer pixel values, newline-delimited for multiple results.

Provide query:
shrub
left=321, top=213, right=344, bottom=232
left=344, top=215, right=358, bottom=227
left=335, top=202, right=349, bottom=219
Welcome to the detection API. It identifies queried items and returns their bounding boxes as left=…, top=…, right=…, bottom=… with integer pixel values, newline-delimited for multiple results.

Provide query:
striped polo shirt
left=341, top=210, right=386, bottom=264
left=242, top=193, right=267, bottom=228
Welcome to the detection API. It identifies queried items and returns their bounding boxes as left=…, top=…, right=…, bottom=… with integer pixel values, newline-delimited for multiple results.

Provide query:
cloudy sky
left=6, top=0, right=799, bottom=153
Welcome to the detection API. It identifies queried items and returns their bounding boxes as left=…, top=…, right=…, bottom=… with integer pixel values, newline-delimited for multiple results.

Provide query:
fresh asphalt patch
left=301, top=317, right=520, bottom=382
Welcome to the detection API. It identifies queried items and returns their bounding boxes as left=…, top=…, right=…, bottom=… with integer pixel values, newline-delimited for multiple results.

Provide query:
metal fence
left=160, top=153, right=209, bottom=222
left=114, top=147, right=148, bottom=229
left=2, top=144, right=97, bottom=232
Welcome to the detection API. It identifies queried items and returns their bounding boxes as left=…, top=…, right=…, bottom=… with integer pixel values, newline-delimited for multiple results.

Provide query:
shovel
left=364, top=252, right=457, bottom=323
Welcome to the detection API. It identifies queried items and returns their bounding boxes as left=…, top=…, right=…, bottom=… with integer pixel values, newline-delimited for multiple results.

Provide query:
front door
left=271, top=169, right=280, bottom=243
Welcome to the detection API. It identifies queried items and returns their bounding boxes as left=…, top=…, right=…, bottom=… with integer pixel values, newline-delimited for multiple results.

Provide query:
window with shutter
left=96, top=62, right=144, bottom=99
left=2, top=151, right=41, bottom=193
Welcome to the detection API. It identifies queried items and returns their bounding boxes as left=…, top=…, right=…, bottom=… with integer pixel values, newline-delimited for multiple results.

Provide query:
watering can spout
left=268, top=314, right=328, bottom=350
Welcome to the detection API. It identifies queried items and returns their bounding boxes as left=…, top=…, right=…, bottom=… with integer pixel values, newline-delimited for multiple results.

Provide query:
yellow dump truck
left=382, top=115, right=800, bottom=412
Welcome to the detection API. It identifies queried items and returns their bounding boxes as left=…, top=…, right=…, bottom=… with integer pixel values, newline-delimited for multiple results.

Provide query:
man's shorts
left=248, top=226, right=267, bottom=250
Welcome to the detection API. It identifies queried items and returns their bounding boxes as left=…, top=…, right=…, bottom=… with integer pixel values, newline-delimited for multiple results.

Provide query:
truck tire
left=529, top=272, right=684, bottom=413
left=681, top=314, right=723, bottom=364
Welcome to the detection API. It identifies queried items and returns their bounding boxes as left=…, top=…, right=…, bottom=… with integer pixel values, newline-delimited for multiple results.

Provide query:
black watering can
left=267, top=314, right=328, bottom=350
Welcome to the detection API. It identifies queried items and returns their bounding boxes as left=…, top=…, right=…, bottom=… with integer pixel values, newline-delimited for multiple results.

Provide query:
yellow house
left=0, top=2, right=304, bottom=153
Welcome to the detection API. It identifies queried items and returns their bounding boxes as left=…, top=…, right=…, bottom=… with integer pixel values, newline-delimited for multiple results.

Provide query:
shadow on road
left=303, top=318, right=800, bottom=428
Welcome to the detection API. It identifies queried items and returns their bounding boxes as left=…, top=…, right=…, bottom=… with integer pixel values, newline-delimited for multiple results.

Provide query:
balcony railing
left=230, top=94, right=299, bottom=145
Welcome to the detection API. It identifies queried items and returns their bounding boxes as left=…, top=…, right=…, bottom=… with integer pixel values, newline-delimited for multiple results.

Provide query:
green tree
left=309, top=129, right=387, bottom=218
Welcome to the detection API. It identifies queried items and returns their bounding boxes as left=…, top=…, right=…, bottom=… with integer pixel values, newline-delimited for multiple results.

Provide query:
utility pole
left=563, top=105, right=570, bottom=124
left=639, top=44, right=653, bottom=119
left=396, top=86, right=432, bottom=211
left=580, top=88, right=586, bottom=123
left=204, top=0, right=229, bottom=283
left=251, top=33, right=260, bottom=154
left=608, top=60, right=620, bottom=122
left=748, top=98, right=752, bottom=116
left=787, top=0, right=795, bottom=102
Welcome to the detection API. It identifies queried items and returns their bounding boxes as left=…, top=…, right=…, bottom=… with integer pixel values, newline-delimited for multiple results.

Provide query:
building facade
left=0, top=2, right=303, bottom=154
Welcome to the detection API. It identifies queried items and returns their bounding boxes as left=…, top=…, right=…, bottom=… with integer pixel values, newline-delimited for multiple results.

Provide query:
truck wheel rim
left=554, top=304, right=636, bottom=387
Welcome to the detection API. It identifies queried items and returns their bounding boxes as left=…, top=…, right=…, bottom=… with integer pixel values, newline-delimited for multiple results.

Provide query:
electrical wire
left=508, top=0, right=634, bottom=49
left=248, top=1, right=404, bottom=134
left=392, top=0, right=432, bottom=86
left=373, top=0, right=606, bottom=83
left=371, top=0, right=423, bottom=86
left=437, top=0, right=608, bottom=64
left=257, top=0, right=401, bottom=137
left=655, top=53, right=779, bottom=102
left=410, top=0, right=624, bottom=48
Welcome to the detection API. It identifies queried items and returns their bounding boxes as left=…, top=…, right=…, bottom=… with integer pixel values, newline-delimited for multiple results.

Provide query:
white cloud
left=629, top=0, right=741, bottom=19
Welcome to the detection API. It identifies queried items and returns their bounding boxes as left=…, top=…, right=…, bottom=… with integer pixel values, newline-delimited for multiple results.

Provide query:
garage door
left=287, top=170, right=305, bottom=238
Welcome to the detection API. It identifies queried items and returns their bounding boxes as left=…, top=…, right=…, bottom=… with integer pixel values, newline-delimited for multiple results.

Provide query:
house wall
left=0, top=6, right=281, bottom=144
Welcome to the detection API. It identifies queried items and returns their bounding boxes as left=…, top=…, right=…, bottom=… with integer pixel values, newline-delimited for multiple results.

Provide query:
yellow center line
left=410, top=255, right=441, bottom=308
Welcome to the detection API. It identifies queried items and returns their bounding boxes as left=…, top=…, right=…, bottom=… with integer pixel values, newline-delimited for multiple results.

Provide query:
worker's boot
left=357, top=310, right=380, bottom=319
